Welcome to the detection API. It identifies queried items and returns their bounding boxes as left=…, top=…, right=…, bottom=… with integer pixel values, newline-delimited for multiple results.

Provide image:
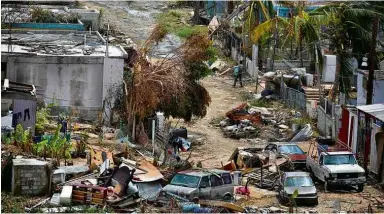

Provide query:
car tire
left=357, top=184, right=364, bottom=192
left=314, top=198, right=319, bottom=206
left=324, top=178, right=329, bottom=192
left=223, top=194, right=232, bottom=201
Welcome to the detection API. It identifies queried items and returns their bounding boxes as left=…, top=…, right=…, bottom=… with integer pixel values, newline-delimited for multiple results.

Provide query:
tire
left=314, top=198, right=319, bottom=206
left=223, top=194, right=232, bottom=201
left=324, top=178, right=329, bottom=192
left=357, top=184, right=364, bottom=192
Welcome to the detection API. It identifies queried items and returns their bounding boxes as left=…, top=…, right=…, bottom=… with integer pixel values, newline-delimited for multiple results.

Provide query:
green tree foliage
left=311, top=2, right=384, bottom=97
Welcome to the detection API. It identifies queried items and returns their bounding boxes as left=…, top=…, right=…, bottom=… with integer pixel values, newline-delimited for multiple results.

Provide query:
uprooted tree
left=122, top=25, right=214, bottom=140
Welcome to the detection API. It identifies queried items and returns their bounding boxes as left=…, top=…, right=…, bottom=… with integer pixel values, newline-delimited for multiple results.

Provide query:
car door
left=198, top=176, right=211, bottom=199
left=314, top=155, right=325, bottom=181
left=220, top=173, right=234, bottom=197
left=210, top=174, right=224, bottom=199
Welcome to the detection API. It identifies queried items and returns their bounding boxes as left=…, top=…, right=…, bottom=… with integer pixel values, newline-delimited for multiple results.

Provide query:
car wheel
left=223, top=194, right=232, bottom=201
left=324, top=178, right=329, bottom=192
left=314, top=198, right=319, bottom=206
left=357, top=184, right=364, bottom=192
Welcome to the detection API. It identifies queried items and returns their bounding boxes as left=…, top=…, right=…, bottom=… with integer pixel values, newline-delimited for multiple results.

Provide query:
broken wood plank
left=199, top=200, right=245, bottom=212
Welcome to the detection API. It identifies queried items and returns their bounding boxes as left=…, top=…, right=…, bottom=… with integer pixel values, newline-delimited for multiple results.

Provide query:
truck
left=306, top=141, right=366, bottom=192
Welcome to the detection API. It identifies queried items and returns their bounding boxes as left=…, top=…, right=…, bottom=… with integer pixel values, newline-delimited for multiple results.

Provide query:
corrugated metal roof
left=356, top=104, right=384, bottom=122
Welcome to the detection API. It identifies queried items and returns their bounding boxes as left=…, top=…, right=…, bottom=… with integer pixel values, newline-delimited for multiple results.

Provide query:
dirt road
left=177, top=75, right=256, bottom=168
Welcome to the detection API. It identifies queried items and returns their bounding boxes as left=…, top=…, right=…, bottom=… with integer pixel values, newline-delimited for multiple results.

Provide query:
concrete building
left=2, top=4, right=100, bottom=31
left=1, top=30, right=128, bottom=122
left=1, top=81, right=37, bottom=135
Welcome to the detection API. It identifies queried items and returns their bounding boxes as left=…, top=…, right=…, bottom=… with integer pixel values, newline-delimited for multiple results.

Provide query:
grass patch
left=291, top=115, right=313, bottom=126
left=249, top=99, right=273, bottom=108
left=157, top=10, right=208, bottom=39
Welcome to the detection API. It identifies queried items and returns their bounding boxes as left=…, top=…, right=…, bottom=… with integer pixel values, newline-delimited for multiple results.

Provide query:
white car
left=306, top=151, right=366, bottom=192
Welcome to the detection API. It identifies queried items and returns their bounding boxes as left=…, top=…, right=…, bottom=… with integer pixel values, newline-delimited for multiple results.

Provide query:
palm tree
left=310, top=2, right=384, bottom=102
left=250, top=1, right=323, bottom=72
left=243, top=0, right=274, bottom=71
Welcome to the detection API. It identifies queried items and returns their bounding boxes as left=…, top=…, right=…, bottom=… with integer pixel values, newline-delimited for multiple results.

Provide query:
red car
left=263, top=143, right=307, bottom=169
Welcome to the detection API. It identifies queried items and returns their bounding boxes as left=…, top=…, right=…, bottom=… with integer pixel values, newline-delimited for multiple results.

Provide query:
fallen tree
left=123, top=24, right=214, bottom=140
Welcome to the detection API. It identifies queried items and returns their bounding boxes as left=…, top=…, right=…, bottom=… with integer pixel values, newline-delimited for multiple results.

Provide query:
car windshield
left=279, top=145, right=304, bottom=154
left=324, top=154, right=357, bottom=165
left=285, top=176, right=313, bottom=187
left=170, top=174, right=200, bottom=188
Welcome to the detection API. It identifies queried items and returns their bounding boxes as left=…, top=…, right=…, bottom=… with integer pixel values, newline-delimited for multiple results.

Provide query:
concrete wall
left=69, top=9, right=100, bottom=31
left=12, top=158, right=52, bottom=196
left=357, top=71, right=384, bottom=106
left=102, top=57, right=124, bottom=123
left=2, top=55, right=124, bottom=121
left=317, top=106, right=336, bottom=139
left=273, top=60, right=312, bottom=72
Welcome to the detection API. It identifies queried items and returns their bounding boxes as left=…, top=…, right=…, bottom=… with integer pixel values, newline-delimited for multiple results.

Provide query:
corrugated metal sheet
left=12, top=99, right=37, bottom=135
left=357, top=104, right=384, bottom=122
left=133, top=181, right=162, bottom=201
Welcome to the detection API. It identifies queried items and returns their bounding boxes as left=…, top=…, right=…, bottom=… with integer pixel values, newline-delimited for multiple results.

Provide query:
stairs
left=304, top=87, right=320, bottom=102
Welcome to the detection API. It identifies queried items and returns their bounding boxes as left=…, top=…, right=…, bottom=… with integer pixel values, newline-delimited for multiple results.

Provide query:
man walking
left=233, top=60, right=244, bottom=87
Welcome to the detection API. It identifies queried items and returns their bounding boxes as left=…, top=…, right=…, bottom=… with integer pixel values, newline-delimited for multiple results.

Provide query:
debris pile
left=220, top=103, right=262, bottom=139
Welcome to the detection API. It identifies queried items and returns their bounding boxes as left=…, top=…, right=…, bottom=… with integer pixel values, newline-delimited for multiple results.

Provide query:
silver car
left=278, top=171, right=318, bottom=205
left=158, top=169, right=234, bottom=202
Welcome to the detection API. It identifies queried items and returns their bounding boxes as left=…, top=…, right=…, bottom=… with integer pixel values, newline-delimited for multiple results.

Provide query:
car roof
left=284, top=171, right=310, bottom=177
left=178, top=169, right=230, bottom=177
left=267, top=142, right=300, bottom=146
left=278, top=144, right=300, bottom=147
left=321, top=151, right=353, bottom=155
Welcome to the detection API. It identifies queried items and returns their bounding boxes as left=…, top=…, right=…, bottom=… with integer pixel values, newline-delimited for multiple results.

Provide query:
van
left=157, top=169, right=234, bottom=202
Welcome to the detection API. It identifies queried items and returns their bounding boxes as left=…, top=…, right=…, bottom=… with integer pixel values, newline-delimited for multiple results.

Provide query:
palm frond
left=344, top=20, right=372, bottom=43
left=251, top=18, right=275, bottom=42
left=255, top=0, right=271, bottom=20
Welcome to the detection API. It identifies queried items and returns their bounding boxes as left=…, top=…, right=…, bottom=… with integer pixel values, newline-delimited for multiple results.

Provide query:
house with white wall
left=1, top=29, right=127, bottom=123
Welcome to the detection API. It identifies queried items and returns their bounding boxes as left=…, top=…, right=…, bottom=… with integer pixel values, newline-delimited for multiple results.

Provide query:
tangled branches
left=125, top=24, right=214, bottom=137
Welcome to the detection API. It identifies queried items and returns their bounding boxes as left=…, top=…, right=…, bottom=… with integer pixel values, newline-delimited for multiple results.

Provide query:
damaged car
left=278, top=171, right=318, bottom=205
left=157, top=169, right=234, bottom=203
left=263, top=143, right=307, bottom=169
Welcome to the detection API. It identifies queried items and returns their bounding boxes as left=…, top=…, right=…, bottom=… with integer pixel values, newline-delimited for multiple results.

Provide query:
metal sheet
left=133, top=181, right=162, bottom=201
left=134, top=159, right=163, bottom=182
left=12, top=99, right=37, bottom=135
left=357, top=104, right=384, bottom=122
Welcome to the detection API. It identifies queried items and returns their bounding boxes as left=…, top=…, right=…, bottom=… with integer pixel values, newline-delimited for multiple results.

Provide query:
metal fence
left=281, top=85, right=307, bottom=111
left=317, top=95, right=341, bottom=140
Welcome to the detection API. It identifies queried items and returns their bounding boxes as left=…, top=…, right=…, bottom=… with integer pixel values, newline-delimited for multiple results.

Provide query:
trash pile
left=220, top=103, right=263, bottom=139
left=219, top=102, right=313, bottom=142
left=1, top=149, right=165, bottom=213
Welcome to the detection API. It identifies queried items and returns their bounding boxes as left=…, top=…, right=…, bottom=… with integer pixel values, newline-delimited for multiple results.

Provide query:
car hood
left=288, top=154, right=307, bottom=161
left=285, top=186, right=317, bottom=195
left=162, top=184, right=196, bottom=195
left=324, top=164, right=365, bottom=174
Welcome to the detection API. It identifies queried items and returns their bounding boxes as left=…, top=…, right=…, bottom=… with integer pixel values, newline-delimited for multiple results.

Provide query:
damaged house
left=1, top=30, right=128, bottom=123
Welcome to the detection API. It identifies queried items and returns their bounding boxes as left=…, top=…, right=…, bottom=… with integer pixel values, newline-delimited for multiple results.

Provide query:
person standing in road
left=233, top=60, right=244, bottom=87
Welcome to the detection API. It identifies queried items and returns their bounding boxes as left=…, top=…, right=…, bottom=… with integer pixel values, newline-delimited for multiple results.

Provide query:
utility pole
left=366, top=15, right=379, bottom=105
left=363, top=15, right=379, bottom=171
